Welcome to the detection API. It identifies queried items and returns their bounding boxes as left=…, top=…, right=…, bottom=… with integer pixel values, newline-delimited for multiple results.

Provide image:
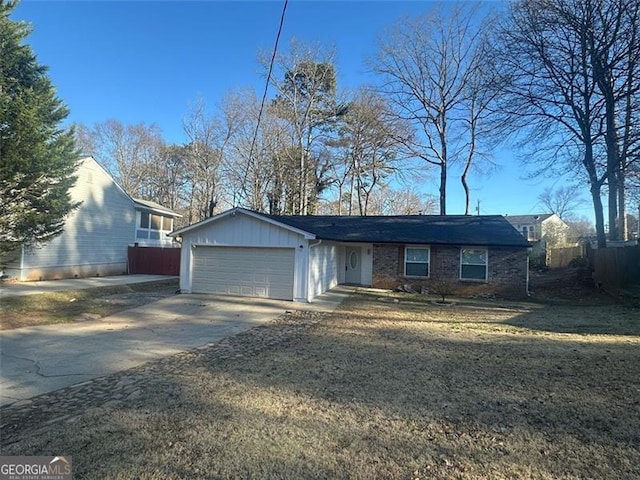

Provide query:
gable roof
left=170, top=207, right=316, bottom=239
left=171, top=208, right=530, bottom=247
left=79, top=156, right=180, bottom=218
left=265, top=213, right=531, bottom=247
left=132, top=198, right=181, bottom=218
left=505, top=214, right=556, bottom=225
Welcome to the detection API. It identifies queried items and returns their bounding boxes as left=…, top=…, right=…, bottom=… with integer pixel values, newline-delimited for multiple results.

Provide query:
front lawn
left=1, top=291, right=638, bottom=479
left=0, top=279, right=179, bottom=330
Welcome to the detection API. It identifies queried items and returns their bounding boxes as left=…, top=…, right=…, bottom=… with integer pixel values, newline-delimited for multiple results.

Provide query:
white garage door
left=192, top=247, right=295, bottom=300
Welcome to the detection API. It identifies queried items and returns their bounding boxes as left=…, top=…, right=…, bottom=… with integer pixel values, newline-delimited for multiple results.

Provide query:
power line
left=241, top=0, right=288, bottom=206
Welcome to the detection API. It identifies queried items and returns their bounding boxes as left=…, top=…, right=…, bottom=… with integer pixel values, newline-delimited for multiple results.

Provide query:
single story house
left=1, top=156, right=181, bottom=281
left=171, top=207, right=532, bottom=301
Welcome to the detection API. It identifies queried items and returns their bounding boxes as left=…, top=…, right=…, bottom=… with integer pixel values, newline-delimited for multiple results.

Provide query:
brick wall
left=372, top=244, right=529, bottom=298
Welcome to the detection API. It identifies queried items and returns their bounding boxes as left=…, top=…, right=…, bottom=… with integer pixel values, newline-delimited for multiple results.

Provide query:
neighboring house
left=1, top=156, right=180, bottom=281
left=171, top=207, right=531, bottom=302
left=132, top=198, right=179, bottom=248
left=505, top=213, right=570, bottom=264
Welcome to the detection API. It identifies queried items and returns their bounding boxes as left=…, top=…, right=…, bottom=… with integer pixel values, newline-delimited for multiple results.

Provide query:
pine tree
left=0, top=0, right=79, bottom=256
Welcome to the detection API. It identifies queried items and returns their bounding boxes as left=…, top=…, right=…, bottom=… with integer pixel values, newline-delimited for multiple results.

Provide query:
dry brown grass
left=0, top=279, right=179, bottom=330
left=1, top=292, right=639, bottom=479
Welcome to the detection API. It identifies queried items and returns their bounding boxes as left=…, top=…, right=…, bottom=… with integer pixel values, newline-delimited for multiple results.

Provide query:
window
left=151, top=214, right=162, bottom=230
left=404, top=247, right=429, bottom=277
left=136, top=211, right=174, bottom=242
left=460, top=248, right=487, bottom=281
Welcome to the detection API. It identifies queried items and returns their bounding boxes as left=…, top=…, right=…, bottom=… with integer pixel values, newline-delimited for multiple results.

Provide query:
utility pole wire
left=241, top=0, right=288, bottom=207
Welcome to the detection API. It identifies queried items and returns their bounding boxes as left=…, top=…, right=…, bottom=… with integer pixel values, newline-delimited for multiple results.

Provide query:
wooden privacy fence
left=548, top=244, right=586, bottom=268
left=128, top=246, right=180, bottom=275
left=591, top=245, right=640, bottom=294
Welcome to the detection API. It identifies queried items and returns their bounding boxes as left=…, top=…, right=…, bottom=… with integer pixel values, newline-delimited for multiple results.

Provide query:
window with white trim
left=404, top=247, right=430, bottom=277
left=460, top=248, right=488, bottom=281
left=136, top=212, right=173, bottom=240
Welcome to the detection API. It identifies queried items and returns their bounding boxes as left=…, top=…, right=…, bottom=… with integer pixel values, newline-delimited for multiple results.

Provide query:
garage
left=192, top=246, right=295, bottom=300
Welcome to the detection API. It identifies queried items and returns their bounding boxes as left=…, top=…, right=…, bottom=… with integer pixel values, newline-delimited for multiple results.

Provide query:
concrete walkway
left=0, top=274, right=177, bottom=299
left=0, top=287, right=351, bottom=406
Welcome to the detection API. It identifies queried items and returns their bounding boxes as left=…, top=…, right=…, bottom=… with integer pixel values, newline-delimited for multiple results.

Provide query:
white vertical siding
left=182, top=213, right=307, bottom=247
left=308, top=241, right=339, bottom=300
left=19, top=157, right=135, bottom=280
left=179, top=212, right=310, bottom=301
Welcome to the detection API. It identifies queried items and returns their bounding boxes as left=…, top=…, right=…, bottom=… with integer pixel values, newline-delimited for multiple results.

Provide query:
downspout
left=526, top=247, right=531, bottom=296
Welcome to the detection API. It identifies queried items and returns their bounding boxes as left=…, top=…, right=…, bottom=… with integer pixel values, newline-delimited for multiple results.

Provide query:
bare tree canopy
left=492, top=0, right=640, bottom=246
left=329, top=88, right=411, bottom=215
left=75, top=119, right=164, bottom=198
left=266, top=40, right=344, bottom=214
left=373, top=3, right=493, bottom=215
left=537, top=185, right=585, bottom=219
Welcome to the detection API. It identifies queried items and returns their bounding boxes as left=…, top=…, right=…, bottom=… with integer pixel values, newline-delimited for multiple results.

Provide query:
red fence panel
left=128, top=246, right=181, bottom=275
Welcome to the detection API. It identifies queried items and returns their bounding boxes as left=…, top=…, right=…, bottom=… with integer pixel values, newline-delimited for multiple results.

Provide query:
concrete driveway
left=0, top=274, right=176, bottom=299
left=0, top=288, right=349, bottom=406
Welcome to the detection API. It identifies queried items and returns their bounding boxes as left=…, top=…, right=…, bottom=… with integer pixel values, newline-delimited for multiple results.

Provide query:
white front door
left=345, top=246, right=362, bottom=284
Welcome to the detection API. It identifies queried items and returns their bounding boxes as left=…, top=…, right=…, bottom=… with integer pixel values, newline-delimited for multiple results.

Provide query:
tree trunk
left=582, top=139, right=607, bottom=248
left=606, top=123, right=620, bottom=241
left=592, top=184, right=607, bottom=248
left=439, top=163, right=447, bottom=215
left=618, top=177, right=627, bottom=240
left=461, top=171, right=471, bottom=216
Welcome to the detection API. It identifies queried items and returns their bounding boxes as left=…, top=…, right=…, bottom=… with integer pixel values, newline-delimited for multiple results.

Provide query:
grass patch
left=2, top=292, right=639, bottom=479
left=0, top=279, right=178, bottom=330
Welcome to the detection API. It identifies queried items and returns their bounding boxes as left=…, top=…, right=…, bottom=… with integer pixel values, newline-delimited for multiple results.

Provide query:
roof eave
left=170, top=207, right=316, bottom=239
left=135, top=204, right=182, bottom=218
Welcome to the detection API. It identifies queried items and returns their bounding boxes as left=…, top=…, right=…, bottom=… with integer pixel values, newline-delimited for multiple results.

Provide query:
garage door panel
left=192, top=247, right=295, bottom=300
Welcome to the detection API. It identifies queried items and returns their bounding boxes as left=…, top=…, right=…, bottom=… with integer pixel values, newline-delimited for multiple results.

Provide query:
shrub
left=568, top=256, right=590, bottom=268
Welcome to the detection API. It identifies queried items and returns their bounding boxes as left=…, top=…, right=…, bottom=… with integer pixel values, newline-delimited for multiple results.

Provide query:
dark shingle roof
left=264, top=213, right=531, bottom=248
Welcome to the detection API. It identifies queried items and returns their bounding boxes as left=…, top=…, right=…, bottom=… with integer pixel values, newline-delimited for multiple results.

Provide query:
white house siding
left=12, top=157, right=136, bottom=281
left=179, top=212, right=309, bottom=301
left=308, top=241, right=339, bottom=300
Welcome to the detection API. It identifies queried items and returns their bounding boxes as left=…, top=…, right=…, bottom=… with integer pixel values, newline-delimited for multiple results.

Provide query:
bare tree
left=584, top=0, right=640, bottom=240
left=538, top=185, right=585, bottom=219
left=459, top=25, right=501, bottom=215
left=75, top=120, right=164, bottom=197
left=368, top=186, right=437, bottom=216
left=182, top=96, right=240, bottom=222
left=147, top=144, right=189, bottom=213
left=492, top=0, right=607, bottom=246
left=373, top=3, right=489, bottom=215
left=333, top=88, right=410, bottom=215
left=266, top=40, right=343, bottom=214
left=492, top=0, right=640, bottom=245
left=566, top=215, right=596, bottom=240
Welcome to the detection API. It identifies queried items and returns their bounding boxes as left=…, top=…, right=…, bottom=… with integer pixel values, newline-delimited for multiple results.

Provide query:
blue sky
left=11, top=0, right=596, bottom=221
